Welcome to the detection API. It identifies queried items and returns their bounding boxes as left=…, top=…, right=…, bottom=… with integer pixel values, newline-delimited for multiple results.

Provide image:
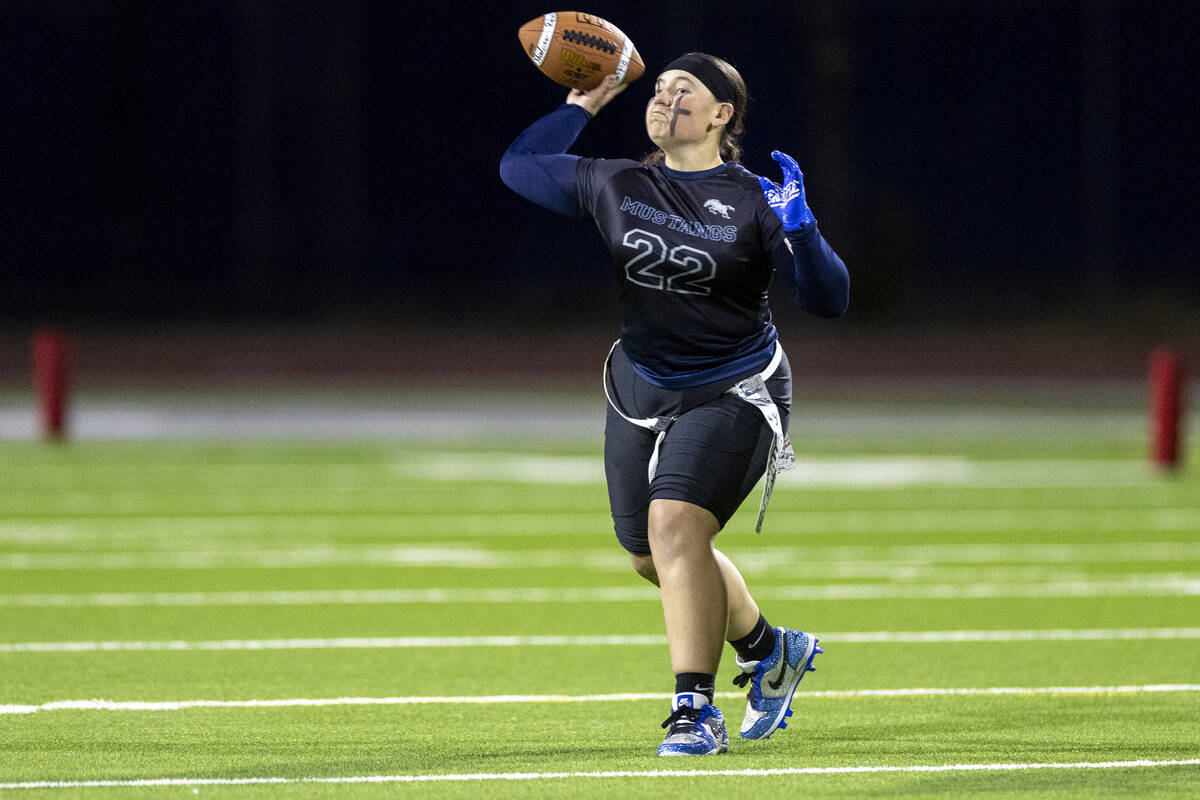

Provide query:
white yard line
left=395, top=454, right=1162, bottom=487
left=0, top=546, right=526, bottom=570
left=782, top=458, right=1159, bottom=488
left=3, top=628, right=1198, bottom=654
left=2, top=684, right=1198, bottom=715
left=0, top=587, right=657, bottom=607
left=754, top=577, right=1200, bottom=600
left=4, top=575, right=1199, bottom=608
left=1, top=759, right=1197, bottom=789
left=3, top=506, right=1197, bottom=545
left=4, top=540, right=1200, bottom=571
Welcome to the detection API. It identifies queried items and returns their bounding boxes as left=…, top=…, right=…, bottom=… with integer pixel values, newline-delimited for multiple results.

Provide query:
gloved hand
left=758, top=150, right=815, bottom=231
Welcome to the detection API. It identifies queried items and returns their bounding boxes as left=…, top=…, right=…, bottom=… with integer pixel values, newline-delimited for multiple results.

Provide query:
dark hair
left=644, top=52, right=749, bottom=166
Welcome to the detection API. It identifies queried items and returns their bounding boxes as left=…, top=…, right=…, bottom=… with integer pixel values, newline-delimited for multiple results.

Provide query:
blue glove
left=758, top=150, right=815, bottom=231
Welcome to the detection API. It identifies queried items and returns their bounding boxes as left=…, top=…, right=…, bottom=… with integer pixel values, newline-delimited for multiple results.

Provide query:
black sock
left=674, top=672, right=715, bottom=706
left=730, top=614, right=775, bottom=664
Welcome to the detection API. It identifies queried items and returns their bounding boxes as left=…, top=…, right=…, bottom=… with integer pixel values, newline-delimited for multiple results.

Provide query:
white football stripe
left=2, top=759, right=1197, bottom=788
left=3, top=628, right=1198, bottom=654
left=533, top=12, right=556, bottom=65
left=615, top=35, right=633, bottom=82
left=2, top=684, right=1197, bottom=716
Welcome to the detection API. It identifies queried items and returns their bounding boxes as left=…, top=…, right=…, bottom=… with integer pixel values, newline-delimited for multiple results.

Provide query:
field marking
left=4, top=506, right=1197, bottom=545
left=2, top=456, right=1162, bottom=492
left=2, top=759, right=1197, bottom=789
left=754, top=577, right=1200, bottom=600
left=0, top=587, right=662, bottom=607
left=397, top=454, right=1161, bottom=487
left=3, top=628, right=1199, bottom=654
left=783, top=458, right=1160, bottom=488
left=3, top=685, right=1198, bottom=716
left=0, top=546, right=521, bottom=570
left=5, top=540, right=1200, bottom=571
left=5, top=575, right=1200, bottom=608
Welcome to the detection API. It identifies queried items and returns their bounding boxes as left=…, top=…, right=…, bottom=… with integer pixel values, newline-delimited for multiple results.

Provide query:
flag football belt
left=602, top=341, right=795, bottom=532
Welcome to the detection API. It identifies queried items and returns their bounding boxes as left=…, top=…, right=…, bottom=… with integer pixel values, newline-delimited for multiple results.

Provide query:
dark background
left=3, top=0, right=1197, bottom=337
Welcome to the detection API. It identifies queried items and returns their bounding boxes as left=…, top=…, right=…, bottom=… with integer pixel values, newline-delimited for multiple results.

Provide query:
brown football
left=518, top=11, right=645, bottom=90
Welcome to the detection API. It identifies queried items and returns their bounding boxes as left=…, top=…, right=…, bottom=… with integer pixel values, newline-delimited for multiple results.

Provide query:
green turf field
left=1, top=397, right=1198, bottom=797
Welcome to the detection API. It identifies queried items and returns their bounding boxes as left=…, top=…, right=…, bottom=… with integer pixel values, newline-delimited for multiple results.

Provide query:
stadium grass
left=1, top=412, right=1198, bottom=797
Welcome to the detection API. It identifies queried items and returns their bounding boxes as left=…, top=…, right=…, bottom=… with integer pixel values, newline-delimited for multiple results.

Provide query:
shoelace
left=660, top=705, right=701, bottom=731
left=733, top=668, right=765, bottom=711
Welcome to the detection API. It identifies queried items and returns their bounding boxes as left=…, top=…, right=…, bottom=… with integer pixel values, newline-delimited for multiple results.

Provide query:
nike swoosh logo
left=767, top=637, right=788, bottom=690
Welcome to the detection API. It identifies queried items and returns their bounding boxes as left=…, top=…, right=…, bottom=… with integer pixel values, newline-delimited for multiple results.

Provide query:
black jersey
left=577, top=158, right=789, bottom=389
left=500, top=104, right=847, bottom=388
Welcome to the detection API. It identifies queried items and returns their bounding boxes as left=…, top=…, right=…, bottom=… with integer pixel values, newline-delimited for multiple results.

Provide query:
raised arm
left=499, top=75, right=629, bottom=218
left=774, top=224, right=850, bottom=318
left=499, top=104, right=591, bottom=218
left=760, top=150, right=850, bottom=318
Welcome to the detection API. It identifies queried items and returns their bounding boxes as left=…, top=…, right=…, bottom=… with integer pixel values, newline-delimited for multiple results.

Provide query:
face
left=645, top=70, right=731, bottom=148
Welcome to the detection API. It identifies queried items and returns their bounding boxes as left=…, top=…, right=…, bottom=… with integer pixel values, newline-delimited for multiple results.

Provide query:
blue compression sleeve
left=775, top=224, right=850, bottom=318
left=499, top=104, right=592, bottom=218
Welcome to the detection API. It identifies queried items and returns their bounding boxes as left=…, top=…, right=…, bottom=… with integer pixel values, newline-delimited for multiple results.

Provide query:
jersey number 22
left=621, top=228, right=716, bottom=296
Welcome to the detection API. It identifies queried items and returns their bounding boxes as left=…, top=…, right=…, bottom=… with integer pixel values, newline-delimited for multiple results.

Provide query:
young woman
left=500, top=52, right=849, bottom=756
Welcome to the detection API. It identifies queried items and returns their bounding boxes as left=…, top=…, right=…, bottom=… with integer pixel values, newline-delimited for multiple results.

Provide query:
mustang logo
left=704, top=199, right=734, bottom=219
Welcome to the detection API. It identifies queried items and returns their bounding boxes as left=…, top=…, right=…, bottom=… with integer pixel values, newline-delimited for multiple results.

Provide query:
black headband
left=662, top=54, right=736, bottom=105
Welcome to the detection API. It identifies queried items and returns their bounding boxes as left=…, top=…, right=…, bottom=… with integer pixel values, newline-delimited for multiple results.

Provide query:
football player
left=501, top=52, right=849, bottom=756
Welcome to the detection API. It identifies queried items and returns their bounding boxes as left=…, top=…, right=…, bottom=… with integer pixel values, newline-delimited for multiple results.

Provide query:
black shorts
left=603, top=343, right=792, bottom=556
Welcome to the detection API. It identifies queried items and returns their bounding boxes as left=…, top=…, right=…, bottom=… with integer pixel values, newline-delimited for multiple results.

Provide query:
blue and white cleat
left=657, top=704, right=729, bottom=756
left=733, top=627, right=822, bottom=739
